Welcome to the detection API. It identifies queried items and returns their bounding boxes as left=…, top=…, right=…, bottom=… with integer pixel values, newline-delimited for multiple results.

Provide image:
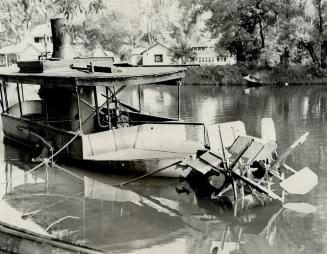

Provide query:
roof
left=0, top=66, right=186, bottom=88
left=30, top=24, right=52, bottom=38
left=131, top=48, right=146, bottom=55
left=104, top=50, right=114, bottom=58
left=191, top=40, right=217, bottom=48
left=0, top=43, right=42, bottom=55
left=140, top=43, right=170, bottom=55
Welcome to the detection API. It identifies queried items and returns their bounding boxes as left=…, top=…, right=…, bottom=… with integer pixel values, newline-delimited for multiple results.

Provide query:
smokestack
left=50, top=18, right=74, bottom=59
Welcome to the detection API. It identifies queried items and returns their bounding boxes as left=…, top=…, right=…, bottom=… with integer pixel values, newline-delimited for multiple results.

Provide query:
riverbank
left=183, top=65, right=327, bottom=86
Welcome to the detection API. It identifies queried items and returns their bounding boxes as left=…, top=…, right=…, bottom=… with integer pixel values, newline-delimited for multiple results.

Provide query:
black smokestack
left=50, top=18, right=74, bottom=59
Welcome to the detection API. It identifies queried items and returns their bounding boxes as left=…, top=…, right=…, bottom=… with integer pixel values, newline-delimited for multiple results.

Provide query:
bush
left=183, top=65, right=327, bottom=86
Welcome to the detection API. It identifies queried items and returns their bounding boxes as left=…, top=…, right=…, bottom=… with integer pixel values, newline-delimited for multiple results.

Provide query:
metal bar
left=75, top=86, right=83, bottom=133
left=138, top=84, right=142, bottom=112
left=0, top=83, right=4, bottom=112
left=93, top=87, right=108, bottom=129
left=230, top=139, right=254, bottom=170
left=130, top=121, right=205, bottom=126
left=218, top=125, right=229, bottom=169
left=16, top=83, right=23, bottom=116
left=3, top=82, right=8, bottom=111
left=116, top=160, right=182, bottom=187
left=106, top=87, right=112, bottom=130
left=247, top=144, right=265, bottom=165
left=177, top=80, right=181, bottom=119
left=20, top=83, right=24, bottom=101
left=100, top=93, right=140, bottom=112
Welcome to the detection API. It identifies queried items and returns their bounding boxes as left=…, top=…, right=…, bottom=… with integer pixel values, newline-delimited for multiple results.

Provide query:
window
left=34, top=37, right=45, bottom=44
left=154, top=54, right=163, bottom=62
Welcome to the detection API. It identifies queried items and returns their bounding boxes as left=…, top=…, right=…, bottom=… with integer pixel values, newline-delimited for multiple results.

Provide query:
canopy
left=0, top=66, right=186, bottom=88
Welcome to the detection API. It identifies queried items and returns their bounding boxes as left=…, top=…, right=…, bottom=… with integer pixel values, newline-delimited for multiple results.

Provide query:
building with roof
left=186, top=41, right=236, bottom=66
left=0, top=23, right=52, bottom=67
left=130, top=43, right=176, bottom=66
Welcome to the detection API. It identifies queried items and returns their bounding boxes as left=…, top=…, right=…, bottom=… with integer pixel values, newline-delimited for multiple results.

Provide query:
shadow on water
left=0, top=85, right=327, bottom=253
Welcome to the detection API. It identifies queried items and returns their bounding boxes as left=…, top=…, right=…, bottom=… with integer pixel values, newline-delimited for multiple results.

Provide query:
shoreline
left=182, top=65, right=327, bottom=86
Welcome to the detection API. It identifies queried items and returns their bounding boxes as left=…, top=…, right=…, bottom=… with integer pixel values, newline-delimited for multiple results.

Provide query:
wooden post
left=75, top=86, right=82, bottom=133
left=16, top=83, right=23, bottom=116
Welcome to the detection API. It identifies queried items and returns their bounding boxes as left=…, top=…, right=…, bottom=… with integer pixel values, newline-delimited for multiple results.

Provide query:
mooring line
left=0, top=131, right=81, bottom=185
left=114, top=160, right=182, bottom=187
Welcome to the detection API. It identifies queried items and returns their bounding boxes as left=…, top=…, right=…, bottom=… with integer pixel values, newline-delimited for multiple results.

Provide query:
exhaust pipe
left=50, top=18, right=74, bottom=59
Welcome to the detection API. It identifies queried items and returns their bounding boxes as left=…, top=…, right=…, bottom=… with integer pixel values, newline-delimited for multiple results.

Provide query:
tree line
left=0, top=0, right=326, bottom=70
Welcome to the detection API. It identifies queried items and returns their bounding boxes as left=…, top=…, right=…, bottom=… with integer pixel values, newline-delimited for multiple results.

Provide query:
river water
left=0, top=85, right=327, bottom=254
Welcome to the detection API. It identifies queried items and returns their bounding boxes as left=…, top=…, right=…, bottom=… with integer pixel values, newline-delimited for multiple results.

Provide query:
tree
left=0, top=0, right=110, bottom=47
left=170, top=39, right=196, bottom=64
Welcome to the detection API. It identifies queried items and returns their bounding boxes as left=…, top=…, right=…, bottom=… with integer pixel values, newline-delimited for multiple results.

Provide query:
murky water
left=1, top=85, right=327, bottom=254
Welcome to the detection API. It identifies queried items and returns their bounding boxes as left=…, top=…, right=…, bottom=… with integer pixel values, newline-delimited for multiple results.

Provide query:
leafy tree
left=170, top=38, right=196, bottom=64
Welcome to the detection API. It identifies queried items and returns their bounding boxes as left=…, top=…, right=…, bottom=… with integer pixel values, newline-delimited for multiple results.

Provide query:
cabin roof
left=0, top=66, right=186, bottom=88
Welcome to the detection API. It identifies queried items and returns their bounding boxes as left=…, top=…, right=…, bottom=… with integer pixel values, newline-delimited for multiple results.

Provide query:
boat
left=243, top=74, right=263, bottom=88
left=0, top=18, right=206, bottom=177
left=0, top=18, right=318, bottom=203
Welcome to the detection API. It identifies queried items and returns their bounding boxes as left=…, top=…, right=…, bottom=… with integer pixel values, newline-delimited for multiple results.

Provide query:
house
left=0, top=23, right=115, bottom=66
left=186, top=41, right=236, bottom=66
left=0, top=23, right=52, bottom=67
left=29, top=23, right=53, bottom=52
left=0, top=43, right=45, bottom=67
left=130, top=43, right=176, bottom=66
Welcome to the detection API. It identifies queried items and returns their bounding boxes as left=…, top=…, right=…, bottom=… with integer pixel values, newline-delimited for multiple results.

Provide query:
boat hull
left=72, top=157, right=191, bottom=177
left=2, top=112, right=200, bottom=177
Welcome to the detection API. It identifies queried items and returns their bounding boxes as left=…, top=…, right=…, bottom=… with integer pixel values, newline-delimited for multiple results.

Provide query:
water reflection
left=0, top=156, right=319, bottom=254
left=1, top=85, right=327, bottom=253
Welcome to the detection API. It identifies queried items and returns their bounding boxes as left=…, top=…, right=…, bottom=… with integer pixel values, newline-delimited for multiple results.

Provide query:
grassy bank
left=183, top=65, right=327, bottom=86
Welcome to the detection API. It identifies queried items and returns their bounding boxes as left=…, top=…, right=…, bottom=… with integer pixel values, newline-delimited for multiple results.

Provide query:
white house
left=130, top=43, right=176, bottom=66
left=186, top=41, right=237, bottom=66
left=0, top=23, right=52, bottom=67
left=28, top=23, right=53, bottom=53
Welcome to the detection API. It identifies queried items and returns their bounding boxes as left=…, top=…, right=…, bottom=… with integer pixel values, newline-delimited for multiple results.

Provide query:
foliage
left=0, top=0, right=327, bottom=70
left=170, top=39, right=196, bottom=64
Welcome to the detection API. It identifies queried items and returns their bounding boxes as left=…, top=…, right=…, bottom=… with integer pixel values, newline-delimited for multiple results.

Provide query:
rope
left=114, top=160, right=182, bottom=187
left=0, top=131, right=81, bottom=185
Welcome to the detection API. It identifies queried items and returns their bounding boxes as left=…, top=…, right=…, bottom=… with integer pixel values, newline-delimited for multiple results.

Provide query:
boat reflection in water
left=0, top=149, right=317, bottom=254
